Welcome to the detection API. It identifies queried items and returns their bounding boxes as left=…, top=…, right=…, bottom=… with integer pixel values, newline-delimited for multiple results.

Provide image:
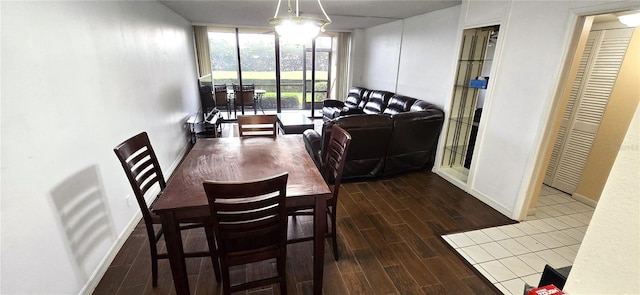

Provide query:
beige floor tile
left=526, top=219, right=557, bottom=233
left=482, top=227, right=511, bottom=241
left=518, top=253, right=548, bottom=272
left=460, top=245, right=494, bottom=264
left=499, top=256, right=537, bottom=277
left=480, top=242, right=513, bottom=260
left=498, top=238, right=531, bottom=256
left=478, top=260, right=518, bottom=282
left=513, top=222, right=542, bottom=235
left=540, top=217, right=572, bottom=230
left=464, top=230, right=493, bottom=244
left=547, top=231, right=580, bottom=246
left=552, top=246, right=578, bottom=262
left=514, top=236, right=548, bottom=252
left=530, top=233, right=564, bottom=249
left=497, top=225, right=527, bottom=238
left=446, top=232, right=476, bottom=248
left=535, top=249, right=572, bottom=268
left=501, top=278, right=528, bottom=295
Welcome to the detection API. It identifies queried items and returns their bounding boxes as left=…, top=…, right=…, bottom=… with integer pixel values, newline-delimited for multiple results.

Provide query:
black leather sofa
left=305, top=87, right=444, bottom=180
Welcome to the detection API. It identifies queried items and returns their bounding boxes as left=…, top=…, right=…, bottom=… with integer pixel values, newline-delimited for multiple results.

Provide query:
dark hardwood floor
left=94, top=169, right=514, bottom=295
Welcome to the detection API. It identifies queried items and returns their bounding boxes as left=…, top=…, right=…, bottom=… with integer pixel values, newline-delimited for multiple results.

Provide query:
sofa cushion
left=344, top=86, right=367, bottom=110
left=358, top=89, right=371, bottom=109
left=383, top=95, right=417, bottom=115
left=363, top=90, right=394, bottom=114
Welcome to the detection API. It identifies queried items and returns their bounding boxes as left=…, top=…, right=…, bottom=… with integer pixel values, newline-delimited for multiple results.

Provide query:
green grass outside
left=201, top=71, right=327, bottom=106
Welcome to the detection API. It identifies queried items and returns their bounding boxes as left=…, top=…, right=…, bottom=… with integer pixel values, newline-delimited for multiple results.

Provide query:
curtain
left=333, top=32, right=351, bottom=101
left=193, top=26, right=212, bottom=78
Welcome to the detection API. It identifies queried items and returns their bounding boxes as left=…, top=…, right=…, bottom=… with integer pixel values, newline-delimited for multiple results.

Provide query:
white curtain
left=193, top=26, right=212, bottom=78
left=332, top=32, right=351, bottom=101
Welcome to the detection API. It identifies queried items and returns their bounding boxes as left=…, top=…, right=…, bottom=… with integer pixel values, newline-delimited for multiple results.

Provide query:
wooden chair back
left=214, top=84, right=228, bottom=108
left=287, top=125, right=351, bottom=260
left=114, top=132, right=221, bottom=286
left=323, top=125, right=352, bottom=203
left=237, top=114, right=278, bottom=137
left=322, top=125, right=351, bottom=260
left=233, top=84, right=256, bottom=110
left=113, top=132, right=165, bottom=227
left=203, top=172, right=289, bottom=295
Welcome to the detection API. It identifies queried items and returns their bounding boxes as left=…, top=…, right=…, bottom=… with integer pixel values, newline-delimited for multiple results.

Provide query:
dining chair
left=214, top=84, right=230, bottom=117
left=203, top=172, right=289, bottom=295
left=289, top=125, right=351, bottom=260
left=237, top=114, right=278, bottom=137
left=113, top=132, right=221, bottom=287
left=233, top=84, right=257, bottom=115
left=198, top=84, right=215, bottom=113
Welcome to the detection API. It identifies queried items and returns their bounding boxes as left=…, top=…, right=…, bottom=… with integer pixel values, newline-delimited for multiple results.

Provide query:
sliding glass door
left=207, top=27, right=333, bottom=117
left=303, top=37, right=332, bottom=116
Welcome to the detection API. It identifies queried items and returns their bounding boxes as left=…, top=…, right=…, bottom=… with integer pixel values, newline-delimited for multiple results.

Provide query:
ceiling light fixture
left=269, top=0, right=331, bottom=41
left=617, top=11, right=640, bottom=27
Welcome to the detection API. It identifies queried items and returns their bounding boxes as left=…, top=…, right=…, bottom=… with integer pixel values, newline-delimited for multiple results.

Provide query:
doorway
left=530, top=12, right=640, bottom=216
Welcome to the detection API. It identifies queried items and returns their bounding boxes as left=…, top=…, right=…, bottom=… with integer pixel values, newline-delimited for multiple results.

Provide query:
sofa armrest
left=323, top=99, right=345, bottom=108
left=303, top=129, right=322, bottom=168
left=341, top=107, right=364, bottom=116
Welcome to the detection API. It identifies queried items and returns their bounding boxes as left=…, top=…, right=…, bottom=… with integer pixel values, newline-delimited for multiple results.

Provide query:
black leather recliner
left=384, top=100, right=444, bottom=175
left=306, top=89, right=445, bottom=180
left=321, top=87, right=368, bottom=121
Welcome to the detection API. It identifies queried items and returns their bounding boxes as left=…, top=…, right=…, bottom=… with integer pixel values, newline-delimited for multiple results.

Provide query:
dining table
left=152, top=134, right=331, bottom=295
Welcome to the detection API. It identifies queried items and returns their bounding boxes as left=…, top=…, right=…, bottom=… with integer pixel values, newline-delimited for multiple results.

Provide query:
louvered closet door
left=544, top=28, right=633, bottom=193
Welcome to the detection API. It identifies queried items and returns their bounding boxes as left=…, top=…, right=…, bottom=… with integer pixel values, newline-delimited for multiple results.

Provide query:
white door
left=545, top=28, right=634, bottom=194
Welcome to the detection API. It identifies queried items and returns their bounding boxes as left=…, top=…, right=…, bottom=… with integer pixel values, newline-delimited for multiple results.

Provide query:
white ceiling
left=160, top=0, right=462, bottom=31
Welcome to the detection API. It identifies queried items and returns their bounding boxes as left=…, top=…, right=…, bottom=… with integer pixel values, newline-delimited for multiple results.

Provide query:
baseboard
left=469, top=188, right=515, bottom=219
left=435, top=169, right=516, bottom=219
left=571, top=193, right=598, bottom=208
left=80, top=211, right=142, bottom=295
left=527, top=207, right=537, bottom=216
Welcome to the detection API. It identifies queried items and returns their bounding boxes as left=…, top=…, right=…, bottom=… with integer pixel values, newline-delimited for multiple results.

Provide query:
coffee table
left=277, top=112, right=315, bottom=134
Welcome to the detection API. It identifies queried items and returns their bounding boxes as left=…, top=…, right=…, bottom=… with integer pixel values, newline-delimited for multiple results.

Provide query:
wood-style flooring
left=94, top=169, right=514, bottom=295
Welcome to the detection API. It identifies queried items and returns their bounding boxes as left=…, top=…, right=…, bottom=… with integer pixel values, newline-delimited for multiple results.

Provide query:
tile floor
left=442, top=185, right=595, bottom=295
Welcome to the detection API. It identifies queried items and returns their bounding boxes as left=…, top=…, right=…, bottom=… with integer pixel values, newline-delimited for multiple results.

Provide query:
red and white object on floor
left=528, top=284, right=565, bottom=295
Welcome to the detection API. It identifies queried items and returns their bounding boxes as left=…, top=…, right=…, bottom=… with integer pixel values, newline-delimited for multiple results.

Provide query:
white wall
left=354, top=5, right=461, bottom=108
left=350, top=29, right=366, bottom=87
left=1, top=2, right=199, bottom=293
left=359, top=20, right=404, bottom=92
left=468, top=0, right=580, bottom=217
left=351, top=0, right=640, bottom=220
left=466, top=0, right=640, bottom=219
left=396, top=6, right=461, bottom=108
left=564, top=102, right=639, bottom=294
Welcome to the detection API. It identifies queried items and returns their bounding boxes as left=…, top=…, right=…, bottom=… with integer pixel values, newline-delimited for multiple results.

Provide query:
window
left=207, top=27, right=334, bottom=116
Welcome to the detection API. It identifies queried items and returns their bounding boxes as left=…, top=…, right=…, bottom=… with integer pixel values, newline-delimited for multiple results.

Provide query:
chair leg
left=330, top=207, right=339, bottom=261
left=278, top=255, right=287, bottom=295
left=221, top=261, right=232, bottom=295
left=203, top=222, right=221, bottom=282
left=150, top=242, right=159, bottom=287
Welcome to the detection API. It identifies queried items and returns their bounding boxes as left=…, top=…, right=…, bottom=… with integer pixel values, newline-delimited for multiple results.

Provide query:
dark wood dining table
left=152, top=135, right=331, bottom=295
